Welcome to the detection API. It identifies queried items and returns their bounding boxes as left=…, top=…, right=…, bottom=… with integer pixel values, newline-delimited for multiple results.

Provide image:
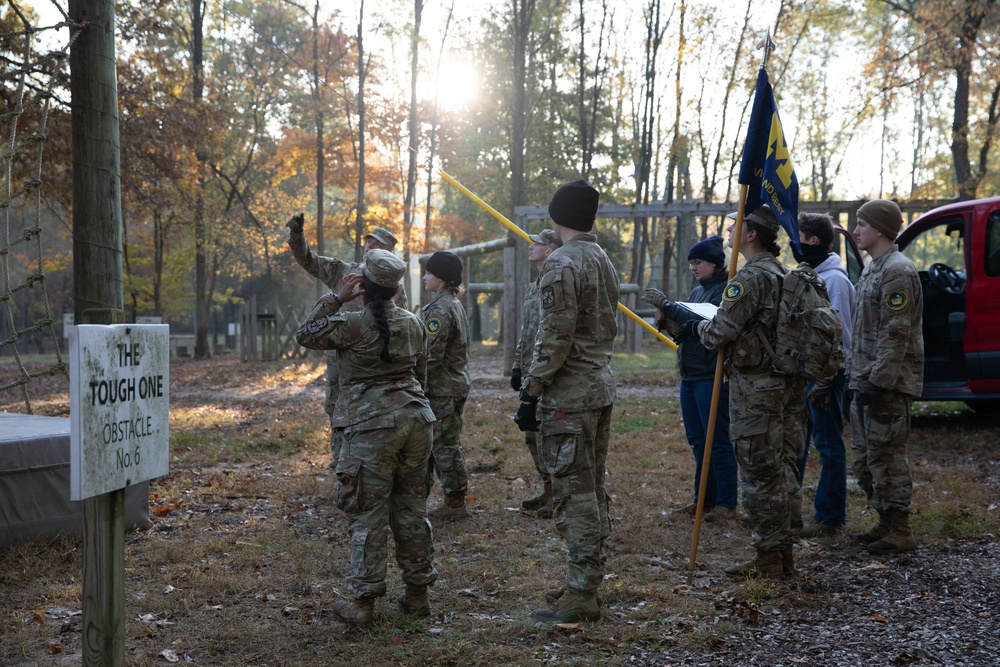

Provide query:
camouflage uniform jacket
left=513, top=276, right=542, bottom=375
left=698, top=252, right=785, bottom=373
left=287, top=229, right=407, bottom=310
left=524, top=233, right=619, bottom=412
left=295, top=300, right=430, bottom=428
left=420, top=293, right=471, bottom=399
left=849, top=246, right=923, bottom=396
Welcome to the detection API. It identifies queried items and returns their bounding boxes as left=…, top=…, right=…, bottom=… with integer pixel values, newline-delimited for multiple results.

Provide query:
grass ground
left=1, top=344, right=998, bottom=666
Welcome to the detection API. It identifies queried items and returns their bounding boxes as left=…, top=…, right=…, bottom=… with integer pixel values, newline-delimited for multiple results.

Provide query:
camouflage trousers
left=427, top=395, right=469, bottom=496
left=729, top=371, right=806, bottom=552
left=538, top=403, right=613, bottom=594
left=325, top=353, right=343, bottom=465
left=336, top=404, right=438, bottom=599
left=525, top=431, right=550, bottom=485
left=849, top=392, right=913, bottom=513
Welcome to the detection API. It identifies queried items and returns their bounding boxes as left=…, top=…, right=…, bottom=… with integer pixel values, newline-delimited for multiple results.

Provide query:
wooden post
left=70, top=0, right=126, bottom=663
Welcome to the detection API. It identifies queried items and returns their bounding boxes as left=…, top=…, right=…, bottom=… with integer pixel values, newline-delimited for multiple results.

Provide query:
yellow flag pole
left=687, top=184, right=747, bottom=570
left=438, top=170, right=677, bottom=350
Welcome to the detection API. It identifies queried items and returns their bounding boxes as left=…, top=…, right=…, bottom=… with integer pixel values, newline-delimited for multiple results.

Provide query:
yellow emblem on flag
left=886, top=291, right=908, bottom=311
left=724, top=282, right=745, bottom=302
left=426, top=317, right=442, bottom=335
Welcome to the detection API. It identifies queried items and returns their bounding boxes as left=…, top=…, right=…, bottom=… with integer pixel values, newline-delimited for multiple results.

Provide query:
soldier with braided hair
left=286, top=214, right=405, bottom=467
left=295, top=249, right=437, bottom=628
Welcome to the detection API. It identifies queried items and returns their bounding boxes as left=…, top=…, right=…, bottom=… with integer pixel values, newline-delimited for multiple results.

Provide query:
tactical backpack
left=757, top=263, right=845, bottom=381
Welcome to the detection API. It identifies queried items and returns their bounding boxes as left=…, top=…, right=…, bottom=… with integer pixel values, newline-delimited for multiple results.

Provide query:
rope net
left=1, top=3, right=80, bottom=414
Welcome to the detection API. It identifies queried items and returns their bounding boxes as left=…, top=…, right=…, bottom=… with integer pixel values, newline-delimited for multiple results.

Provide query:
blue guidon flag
left=739, top=68, right=800, bottom=254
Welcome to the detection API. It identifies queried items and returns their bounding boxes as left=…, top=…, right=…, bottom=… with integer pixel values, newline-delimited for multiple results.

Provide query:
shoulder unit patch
left=425, top=317, right=442, bottom=335
left=723, top=281, right=745, bottom=302
left=886, top=291, right=908, bottom=311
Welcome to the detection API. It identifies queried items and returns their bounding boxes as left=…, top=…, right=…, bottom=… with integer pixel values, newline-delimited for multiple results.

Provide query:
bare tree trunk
left=192, top=0, right=210, bottom=358
left=403, top=0, right=423, bottom=296
left=632, top=0, right=667, bottom=287
left=576, top=0, right=610, bottom=180
left=708, top=0, right=751, bottom=202
left=510, top=0, right=535, bottom=215
left=311, top=0, right=325, bottom=299
left=355, top=0, right=367, bottom=262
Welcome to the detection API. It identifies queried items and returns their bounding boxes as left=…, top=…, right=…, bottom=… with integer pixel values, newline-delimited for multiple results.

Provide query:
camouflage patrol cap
left=528, top=228, right=562, bottom=248
left=363, top=249, right=406, bottom=288
left=745, top=205, right=780, bottom=233
left=365, top=227, right=399, bottom=249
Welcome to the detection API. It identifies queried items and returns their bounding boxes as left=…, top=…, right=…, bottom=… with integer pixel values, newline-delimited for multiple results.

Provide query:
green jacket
left=295, top=299, right=429, bottom=428
left=420, top=292, right=471, bottom=399
left=524, top=233, right=619, bottom=412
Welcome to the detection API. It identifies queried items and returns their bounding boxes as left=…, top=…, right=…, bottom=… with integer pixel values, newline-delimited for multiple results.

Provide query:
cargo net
left=1, top=3, right=82, bottom=414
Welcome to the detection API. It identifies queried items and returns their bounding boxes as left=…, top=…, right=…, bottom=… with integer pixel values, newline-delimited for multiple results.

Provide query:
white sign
left=63, top=313, right=75, bottom=340
left=135, top=316, right=162, bottom=324
left=69, top=324, right=170, bottom=500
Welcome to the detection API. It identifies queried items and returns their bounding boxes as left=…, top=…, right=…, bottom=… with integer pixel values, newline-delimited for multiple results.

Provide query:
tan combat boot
left=704, top=507, right=739, bottom=523
left=544, top=586, right=566, bottom=605
left=532, top=587, right=601, bottom=624
left=396, top=583, right=431, bottom=617
left=332, top=597, right=375, bottom=627
left=521, top=481, right=552, bottom=511
left=429, top=492, right=468, bottom=520
left=724, top=550, right=785, bottom=579
left=866, top=509, right=917, bottom=555
left=849, top=510, right=889, bottom=544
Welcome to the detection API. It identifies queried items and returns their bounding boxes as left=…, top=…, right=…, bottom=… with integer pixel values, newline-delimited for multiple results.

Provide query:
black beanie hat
left=548, top=180, right=600, bottom=232
left=688, top=236, right=726, bottom=267
left=425, top=251, right=463, bottom=285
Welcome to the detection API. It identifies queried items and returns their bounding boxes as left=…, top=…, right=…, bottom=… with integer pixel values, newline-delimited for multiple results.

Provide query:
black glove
left=807, top=382, right=832, bottom=412
left=509, top=368, right=522, bottom=392
left=514, top=401, right=539, bottom=432
left=673, top=319, right=700, bottom=344
left=642, top=288, right=669, bottom=310
left=857, top=380, right=880, bottom=406
left=286, top=213, right=304, bottom=233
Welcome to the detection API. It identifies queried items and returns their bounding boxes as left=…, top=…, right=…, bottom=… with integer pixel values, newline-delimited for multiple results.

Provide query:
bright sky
left=23, top=0, right=900, bottom=200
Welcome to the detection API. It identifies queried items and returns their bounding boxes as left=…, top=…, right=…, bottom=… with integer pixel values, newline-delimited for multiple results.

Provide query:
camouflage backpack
left=757, top=263, right=845, bottom=381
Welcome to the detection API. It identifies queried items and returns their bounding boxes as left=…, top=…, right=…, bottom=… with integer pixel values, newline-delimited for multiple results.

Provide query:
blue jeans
left=796, top=371, right=847, bottom=526
left=680, top=379, right=738, bottom=509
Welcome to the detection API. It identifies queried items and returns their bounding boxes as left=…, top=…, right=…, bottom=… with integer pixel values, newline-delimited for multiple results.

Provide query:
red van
left=835, top=197, right=1000, bottom=411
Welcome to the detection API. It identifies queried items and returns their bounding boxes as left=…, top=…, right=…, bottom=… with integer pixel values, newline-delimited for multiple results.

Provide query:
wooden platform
left=0, top=413, right=149, bottom=549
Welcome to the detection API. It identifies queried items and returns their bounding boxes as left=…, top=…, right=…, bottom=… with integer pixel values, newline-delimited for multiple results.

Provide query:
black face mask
left=792, top=242, right=829, bottom=268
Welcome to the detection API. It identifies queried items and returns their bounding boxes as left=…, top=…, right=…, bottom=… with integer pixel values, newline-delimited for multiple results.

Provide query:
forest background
left=4, top=0, right=1000, bottom=358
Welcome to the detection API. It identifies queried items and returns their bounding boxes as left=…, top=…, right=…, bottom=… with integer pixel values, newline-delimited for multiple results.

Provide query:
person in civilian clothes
left=295, top=249, right=437, bottom=627
left=421, top=251, right=472, bottom=520
left=792, top=213, right=856, bottom=536
left=510, top=229, right=562, bottom=518
left=644, top=236, right=740, bottom=522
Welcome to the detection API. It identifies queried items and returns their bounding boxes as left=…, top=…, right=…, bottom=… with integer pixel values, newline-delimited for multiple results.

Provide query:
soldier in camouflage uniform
left=420, top=251, right=472, bottom=520
left=515, top=180, right=618, bottom=624
left=510, top=229, right=562, bottom=519
left=848, top=199, right=923, bottom=555
left=286, top=214, right=404, bottom=465
left=663, top=206, right=806, bottom=579
left=295, top=249, right=437, bottom=628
